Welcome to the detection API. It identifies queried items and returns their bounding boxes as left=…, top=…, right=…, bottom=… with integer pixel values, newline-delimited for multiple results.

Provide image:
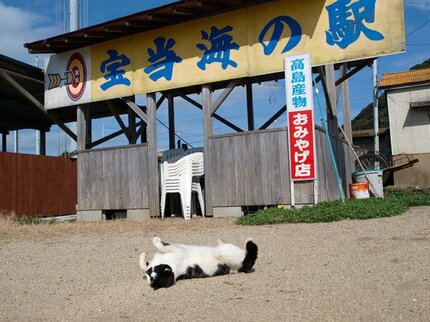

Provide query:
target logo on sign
left=48, top=52, right=88, bottom=102
left=66, top=53, right=87, bottom=101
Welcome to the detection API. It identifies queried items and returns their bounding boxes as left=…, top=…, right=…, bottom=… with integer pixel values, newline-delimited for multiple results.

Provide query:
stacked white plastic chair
left=160, top=152, right=205, bottom=220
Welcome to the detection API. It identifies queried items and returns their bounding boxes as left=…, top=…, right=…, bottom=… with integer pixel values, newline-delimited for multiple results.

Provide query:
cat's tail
left=238, top=238, right=258, bottom=273
left=139, top=252, right=147, bottom=271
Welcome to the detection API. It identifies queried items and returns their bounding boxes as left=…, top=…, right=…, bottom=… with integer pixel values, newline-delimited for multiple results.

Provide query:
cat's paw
left=153, top=236, right=161, bottom=245
left=139, top=252, right=147, bottom=270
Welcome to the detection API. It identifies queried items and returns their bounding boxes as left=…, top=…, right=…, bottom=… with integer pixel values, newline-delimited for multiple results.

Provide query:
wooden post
left=147, top=92, right=160, bottom=217
left=202, top=84, right=213, bottom=217
left=141, top=123, right=147, bottom=143
left=128, top=110, right=137, bottom=144
left=168, top=93, right=175, bottom=149
left=77, top=105, right=86, bottom=151
left=246, top=82, right=254, bottom=131
left=340, top=63, right=352, bottom=143
left=39, top=130, right=46, bottom=155
left=324, top=64, right=338, bottom=138
left=85, top=107, right=92, bottom=149
left=1, top=132, right=6, bottom=152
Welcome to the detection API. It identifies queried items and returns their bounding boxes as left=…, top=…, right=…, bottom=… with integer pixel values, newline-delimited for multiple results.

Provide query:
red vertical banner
left=287, top=109, right=316, bottom=180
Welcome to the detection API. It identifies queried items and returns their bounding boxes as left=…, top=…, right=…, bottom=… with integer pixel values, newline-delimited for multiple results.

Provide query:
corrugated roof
left=410, top=101, right=430, bottom=109
left=24, top=0, right=275, bottom=54
left=378, top=68, right=430, bottom=89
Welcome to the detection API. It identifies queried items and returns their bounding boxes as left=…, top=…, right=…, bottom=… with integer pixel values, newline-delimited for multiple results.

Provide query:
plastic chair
left=160, top=155, right=204, bottom=219
left=160, top=153, right=205, bottom=220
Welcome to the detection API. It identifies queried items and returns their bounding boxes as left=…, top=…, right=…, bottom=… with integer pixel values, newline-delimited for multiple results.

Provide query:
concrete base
left=213, top=207, right=243, bottom=218
left=127, top=209, right=150, bottom=220
left=77, top=210, right=103, bottom=221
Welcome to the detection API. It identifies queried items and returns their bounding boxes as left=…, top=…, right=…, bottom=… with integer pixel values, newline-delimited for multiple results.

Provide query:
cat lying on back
left=139, top=237, right=258, bottom=290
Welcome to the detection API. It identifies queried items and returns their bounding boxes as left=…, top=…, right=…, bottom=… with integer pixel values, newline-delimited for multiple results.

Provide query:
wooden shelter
left=23, top=0, right=403, bottom=219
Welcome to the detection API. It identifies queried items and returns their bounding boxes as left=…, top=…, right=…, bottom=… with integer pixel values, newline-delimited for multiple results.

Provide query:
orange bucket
left=349, top=183, right=370, bottom=199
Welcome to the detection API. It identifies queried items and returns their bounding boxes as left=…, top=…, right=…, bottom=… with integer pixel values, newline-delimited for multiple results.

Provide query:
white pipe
left=36, top=131, right=40, bottom=154
left=373, top=59, right=379, bottom=158
left=14, top=130, right=18, bottom=153
left=70, top=0, right=79, bottom=31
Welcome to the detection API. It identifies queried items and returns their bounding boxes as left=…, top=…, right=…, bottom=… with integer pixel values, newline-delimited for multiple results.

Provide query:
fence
left=207, top=127, right=354, bottom=207
left=77, top=144, right=149, bottom=211
left=0, top=152, right=77, bottom=217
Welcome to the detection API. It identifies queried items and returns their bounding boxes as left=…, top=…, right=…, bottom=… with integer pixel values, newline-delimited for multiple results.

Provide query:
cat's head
left=145, top=264, right=175, bottom=290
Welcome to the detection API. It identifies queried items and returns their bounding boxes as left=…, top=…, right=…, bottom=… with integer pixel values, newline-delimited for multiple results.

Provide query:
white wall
left=387, top=85, right=430, bottom=155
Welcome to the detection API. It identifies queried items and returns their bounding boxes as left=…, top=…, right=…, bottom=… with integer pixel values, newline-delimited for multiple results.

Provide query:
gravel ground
left=0, top=207, right=429, bottom=322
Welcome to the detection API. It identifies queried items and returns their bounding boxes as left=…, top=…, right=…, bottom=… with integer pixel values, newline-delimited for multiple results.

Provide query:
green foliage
left=351, top=95, right=388, bottom=131
left=14, top=217, right=58, bottom=226
left=236, top=189, right=430, bottom=226
left=410, top=58, right=430, bottom=70
left=60, top=151, right=73, bottom=158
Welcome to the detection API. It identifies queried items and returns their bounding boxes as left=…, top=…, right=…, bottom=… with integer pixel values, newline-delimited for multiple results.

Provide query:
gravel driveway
left=1, top=206, right=429, bottom=321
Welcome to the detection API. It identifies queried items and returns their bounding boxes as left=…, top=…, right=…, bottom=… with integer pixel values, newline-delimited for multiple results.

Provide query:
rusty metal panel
left=0, top=152, right=77, bottom=217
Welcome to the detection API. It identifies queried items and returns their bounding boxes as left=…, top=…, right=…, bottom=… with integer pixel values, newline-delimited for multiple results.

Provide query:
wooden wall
left=208, top=128, right=289, bottom=206
left=77, top=144, right=149, bottom=211
left=75, top=128, right=354, bottom=215
left=208, top=127, right=354, bottom=207
left=0, top=152, right=77, bottom=217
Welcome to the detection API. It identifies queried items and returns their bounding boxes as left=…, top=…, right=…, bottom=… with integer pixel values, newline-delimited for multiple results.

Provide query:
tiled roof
left=378, top=68, right=430, bottom=89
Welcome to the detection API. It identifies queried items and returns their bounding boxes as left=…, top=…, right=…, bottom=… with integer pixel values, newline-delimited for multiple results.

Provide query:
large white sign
left=285, top=53, right=316, bottom=181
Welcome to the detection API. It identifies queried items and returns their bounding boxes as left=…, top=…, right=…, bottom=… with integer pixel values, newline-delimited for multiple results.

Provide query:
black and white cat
left=139, top=236, right=258, bottom=290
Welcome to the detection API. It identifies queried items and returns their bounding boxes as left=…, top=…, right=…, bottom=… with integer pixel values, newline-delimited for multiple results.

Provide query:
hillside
left=410, top=58, right=430, bottom=70
left=351, top=95, right=388, bottom=131
left=351, top=57, right=430, bottom=131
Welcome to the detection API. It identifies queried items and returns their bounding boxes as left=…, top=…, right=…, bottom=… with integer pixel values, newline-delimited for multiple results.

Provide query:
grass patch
left=13, top=217, right=59, bottom=226
left=236, top=188, right=430, bottom=225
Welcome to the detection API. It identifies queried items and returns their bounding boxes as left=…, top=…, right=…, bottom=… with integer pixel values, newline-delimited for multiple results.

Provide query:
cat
left=139, top=236, right=258, bottom=290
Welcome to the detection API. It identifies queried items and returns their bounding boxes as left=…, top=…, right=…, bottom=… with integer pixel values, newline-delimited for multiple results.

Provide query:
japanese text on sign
left=44, top=0, right=405, bottom=109
left=285, top=53, right=316, bottom=181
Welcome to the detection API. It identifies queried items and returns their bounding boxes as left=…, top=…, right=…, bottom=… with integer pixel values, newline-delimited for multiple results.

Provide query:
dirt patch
left=1, top=207, right=429, bottom=321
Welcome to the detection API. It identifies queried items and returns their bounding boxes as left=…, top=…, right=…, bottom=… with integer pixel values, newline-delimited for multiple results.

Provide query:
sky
left=1, top=0, right=429, bottom=155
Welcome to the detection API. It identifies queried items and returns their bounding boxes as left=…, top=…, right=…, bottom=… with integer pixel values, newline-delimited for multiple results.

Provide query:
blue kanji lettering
left=292, top=84, right=306, bottom=96
left=291, top=58, right=305, bottom=71
left=144, top=37, right=182, bottom=82
left=259, top=16, right=302, bottom=56
left=293, top=96, right=307, bottom=108
left=196, top=25, right=239, bottom=70
left=292, top=71, right=305, bottom=83
left=325, top=0, right=384, bottom=49
left=99, top=49, right=131, bottom=91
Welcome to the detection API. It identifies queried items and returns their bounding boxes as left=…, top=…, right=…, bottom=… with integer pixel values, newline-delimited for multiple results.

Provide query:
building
left=379, top=68, right=430, bottom=186
left=22, top=0, right=404, bottom=219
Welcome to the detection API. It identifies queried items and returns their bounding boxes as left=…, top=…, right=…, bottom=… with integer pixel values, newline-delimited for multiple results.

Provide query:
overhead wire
left=406, top=18, right=430, bottom=37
